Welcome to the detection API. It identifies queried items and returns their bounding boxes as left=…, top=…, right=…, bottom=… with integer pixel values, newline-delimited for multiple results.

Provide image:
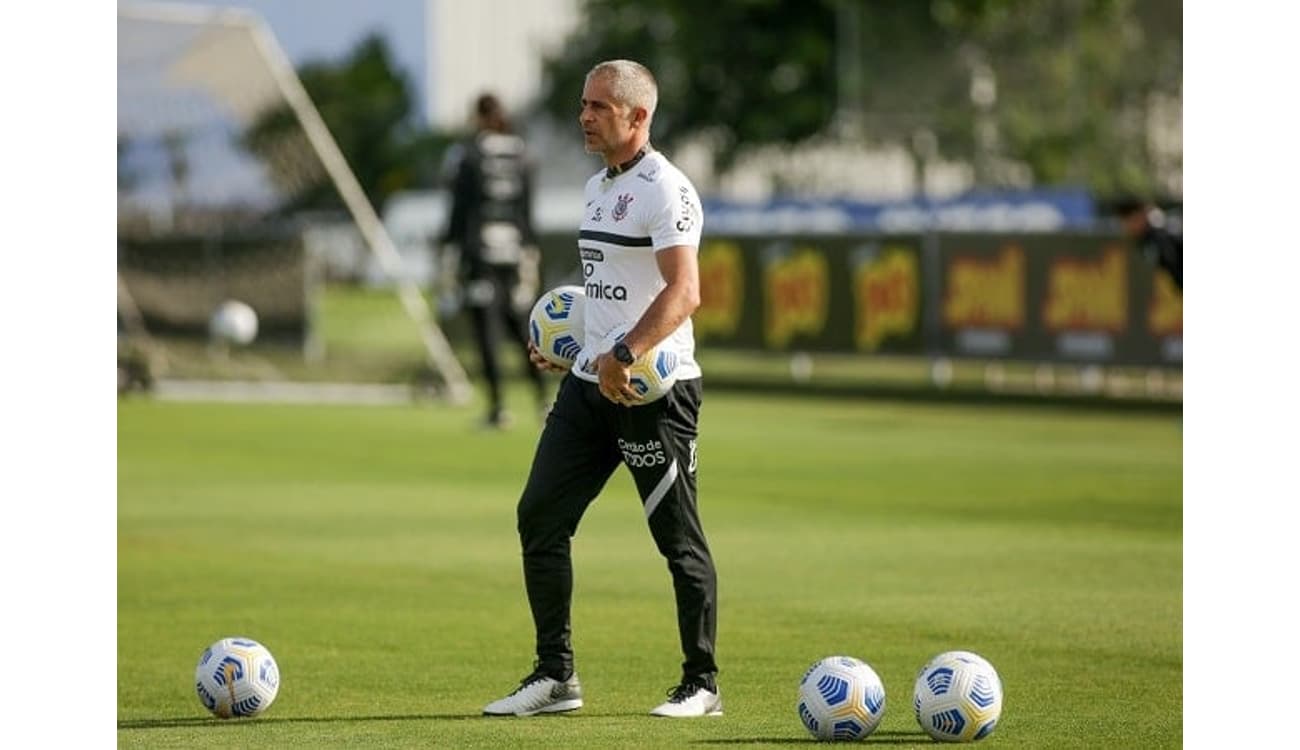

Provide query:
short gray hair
left=586, top=59, right=658, bottom=123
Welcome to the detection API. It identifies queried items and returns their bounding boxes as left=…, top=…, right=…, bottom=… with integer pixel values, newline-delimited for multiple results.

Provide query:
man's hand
left=528, top=342, right=570, bottom=373
left=596, top=351, right=643, bottom=406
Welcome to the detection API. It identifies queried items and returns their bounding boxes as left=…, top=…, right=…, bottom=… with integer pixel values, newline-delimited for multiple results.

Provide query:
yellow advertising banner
left=764, top=247, right=829, bottom=348
left=853, top=247, right=919, bottom=351
left=1042, top=246, right=1128, bottom=333
left=943, top=244, right=1026, bottom=330
left=696, top=240, right=744, bottom=338
left=1148, top=272, right=1182, bottom=337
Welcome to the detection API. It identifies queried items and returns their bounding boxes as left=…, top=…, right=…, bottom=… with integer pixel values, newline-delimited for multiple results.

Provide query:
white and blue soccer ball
left=797, top=655, right=887, bottom=741
left=195, top=637, right=280, bottom=719
left=529, top=285, right=586, bottom=368
left=913, top=650, right=1003, bottom=742
left=598, top=322, right=681, bottom=404
left=209, top=299, right=259, bottom=346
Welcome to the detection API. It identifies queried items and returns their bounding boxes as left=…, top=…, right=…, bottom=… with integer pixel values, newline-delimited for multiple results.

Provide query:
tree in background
left=537, top=0, right=839, bottom=174
left=536, top=0, right=1181, bottom=199
left=928, top=0, right=1182, bottom=197
left=243, top=34, right=453, bottom=214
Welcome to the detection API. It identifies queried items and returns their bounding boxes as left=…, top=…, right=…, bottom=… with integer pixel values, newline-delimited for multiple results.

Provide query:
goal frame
left=118, top=1, right=472, bottom=402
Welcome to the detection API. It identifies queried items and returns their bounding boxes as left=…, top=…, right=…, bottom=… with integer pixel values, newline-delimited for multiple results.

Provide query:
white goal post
left=118, top=1, right=472, bottom=402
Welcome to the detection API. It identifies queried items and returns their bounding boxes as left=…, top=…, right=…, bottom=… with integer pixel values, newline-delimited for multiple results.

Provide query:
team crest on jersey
left=613, top=193, right=634, bottom=221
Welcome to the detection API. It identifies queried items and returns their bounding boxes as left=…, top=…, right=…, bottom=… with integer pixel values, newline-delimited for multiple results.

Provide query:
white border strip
left=643, top=459, right=679, bottom=519
left=150, top=380, right=416, bottom=405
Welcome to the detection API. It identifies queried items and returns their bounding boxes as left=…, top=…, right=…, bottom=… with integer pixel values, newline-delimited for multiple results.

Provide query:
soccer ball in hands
left=209, top=299, right=259, bottom=346
left=593, top=322, right=680, bottom=404
left=797, top=655, right=887, bottom=741
left=913, top=650, right=1003, bottom=742
left=528, top=285, right=586, bottom=368
left=195, top=637, right=280, bottom=718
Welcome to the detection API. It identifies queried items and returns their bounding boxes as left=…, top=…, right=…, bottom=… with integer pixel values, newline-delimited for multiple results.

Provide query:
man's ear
left=630, top=105, right=649, bottom=129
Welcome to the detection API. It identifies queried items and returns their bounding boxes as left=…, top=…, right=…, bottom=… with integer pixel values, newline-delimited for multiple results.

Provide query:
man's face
left=579, top=75, right=635, bottom=157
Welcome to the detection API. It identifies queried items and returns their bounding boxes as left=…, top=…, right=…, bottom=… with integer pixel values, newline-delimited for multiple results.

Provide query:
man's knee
left=655, top=536, right=714, bottom=575
left=516, top=491, right=546, bottom=535
left=517, top=491, right=573, bottom=553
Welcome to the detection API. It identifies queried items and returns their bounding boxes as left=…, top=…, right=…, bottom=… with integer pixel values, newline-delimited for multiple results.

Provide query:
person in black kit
left=1116, top=197, right=1182, bottom=290
left=440, top=93, right=545, bottom=428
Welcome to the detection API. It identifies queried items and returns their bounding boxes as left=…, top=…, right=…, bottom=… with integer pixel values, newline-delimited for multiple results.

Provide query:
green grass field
left=118, top=387, right=1181, bottom=748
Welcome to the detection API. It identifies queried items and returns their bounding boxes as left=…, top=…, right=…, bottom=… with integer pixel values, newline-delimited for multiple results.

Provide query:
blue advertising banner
left=701, top=189, right=1097, bottom=235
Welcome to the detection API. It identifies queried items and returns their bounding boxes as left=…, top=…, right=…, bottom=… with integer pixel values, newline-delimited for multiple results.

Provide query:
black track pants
left=515, top=374, right=718, bottom=685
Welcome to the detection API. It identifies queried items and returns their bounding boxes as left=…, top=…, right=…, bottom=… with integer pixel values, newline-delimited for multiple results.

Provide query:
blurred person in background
left=482, top=59, right=720, bottom=719
left=1116, top=197, right=1182, bottom=290
left=439, top=92, right=545, bottom=428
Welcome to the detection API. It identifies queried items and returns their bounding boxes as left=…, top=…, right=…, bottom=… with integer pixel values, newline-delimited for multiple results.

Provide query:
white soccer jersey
left=571, top=150, right=704, bottom=383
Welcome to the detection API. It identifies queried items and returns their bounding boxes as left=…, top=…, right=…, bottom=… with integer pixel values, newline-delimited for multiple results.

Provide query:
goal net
left=117, top=1, right=470, bottom=401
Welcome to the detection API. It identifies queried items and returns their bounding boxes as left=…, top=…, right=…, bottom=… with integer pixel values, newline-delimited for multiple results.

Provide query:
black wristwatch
left=612, top=341, right=635, bottom=365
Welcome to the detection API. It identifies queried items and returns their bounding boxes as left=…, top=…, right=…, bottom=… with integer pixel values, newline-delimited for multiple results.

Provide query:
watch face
left=614, top=342, right=634, bottom=364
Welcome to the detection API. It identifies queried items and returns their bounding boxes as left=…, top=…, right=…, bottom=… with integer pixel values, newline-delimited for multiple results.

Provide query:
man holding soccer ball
left=483, top=59, right=720, bottom=718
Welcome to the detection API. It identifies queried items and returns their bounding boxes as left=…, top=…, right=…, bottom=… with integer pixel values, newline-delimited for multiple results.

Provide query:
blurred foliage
left=237, top=1, right=1181, bottom=204
left=537, top=0, right=839, bottom=173
left=242, top=34, right=455, bottom=214
left=537, top=0, right=1181, bottom=197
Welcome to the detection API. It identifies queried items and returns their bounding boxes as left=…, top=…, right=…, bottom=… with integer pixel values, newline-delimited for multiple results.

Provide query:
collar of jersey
left=603, top=146, right=652, bottom=181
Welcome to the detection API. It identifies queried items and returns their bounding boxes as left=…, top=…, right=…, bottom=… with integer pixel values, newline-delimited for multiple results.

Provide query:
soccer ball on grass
left=797, top=655, right=887, bottom=741
left=195, top=637, right=280, bottom=718
left=913, top=650, right=1003, bottom=742
left=209, top=299, right=259, bottom=346
left=528, top=285, right=586, bottom=368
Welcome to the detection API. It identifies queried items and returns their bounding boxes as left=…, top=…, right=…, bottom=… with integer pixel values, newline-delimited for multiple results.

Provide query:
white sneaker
left=483, top=670, right=583, bottom=716
left=650, top=682, right=723, bottom=718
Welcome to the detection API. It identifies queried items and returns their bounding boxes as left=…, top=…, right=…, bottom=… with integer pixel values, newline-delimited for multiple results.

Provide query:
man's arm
left=623, top=245, right=700, bottom=357
left=440, top=145, right=471, bottom=245
left=596, top=244, right=700, bottom=403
